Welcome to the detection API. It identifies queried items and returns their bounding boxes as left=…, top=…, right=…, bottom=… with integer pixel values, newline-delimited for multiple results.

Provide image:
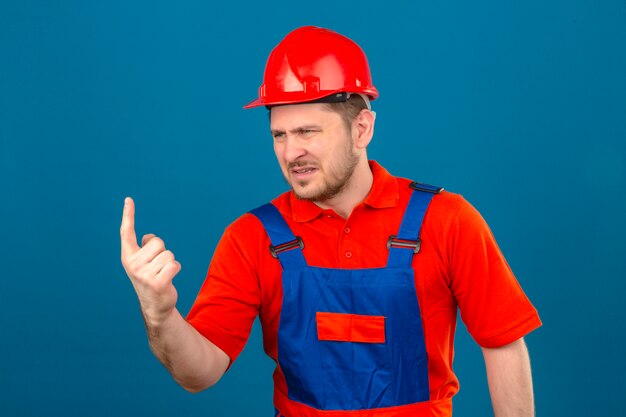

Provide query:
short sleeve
left=186, top=218, right=261, bottom=364
left=448, top=199, right=541, bottom=348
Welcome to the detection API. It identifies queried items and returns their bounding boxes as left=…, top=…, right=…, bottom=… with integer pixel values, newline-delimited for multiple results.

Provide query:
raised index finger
left=120, top=197, right=139, bottom=257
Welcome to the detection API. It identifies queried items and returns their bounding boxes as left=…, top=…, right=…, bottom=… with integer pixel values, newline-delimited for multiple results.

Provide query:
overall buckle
left=409, top=181, right=443, bottom=194
left=270, top=237, right=304, bottom=258
left=387, top=235, right=421, bottom=254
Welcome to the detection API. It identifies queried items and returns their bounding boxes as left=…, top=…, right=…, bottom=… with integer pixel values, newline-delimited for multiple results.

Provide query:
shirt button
left=344, top=227, right=351, bottom=234
left=345, top=251, right=352, bottom=259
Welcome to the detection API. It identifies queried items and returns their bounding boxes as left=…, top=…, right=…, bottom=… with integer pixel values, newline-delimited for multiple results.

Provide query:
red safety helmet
left=244, top=26, right=378, bottom=109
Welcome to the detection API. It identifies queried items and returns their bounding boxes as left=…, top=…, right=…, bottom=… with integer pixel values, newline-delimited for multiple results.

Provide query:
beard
left=288, top=139, right=360, bottom=202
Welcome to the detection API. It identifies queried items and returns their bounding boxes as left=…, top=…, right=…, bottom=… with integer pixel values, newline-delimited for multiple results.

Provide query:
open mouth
left=292, top=167, right=317, bottom=174
left=290, top=166, right=318, bottom=181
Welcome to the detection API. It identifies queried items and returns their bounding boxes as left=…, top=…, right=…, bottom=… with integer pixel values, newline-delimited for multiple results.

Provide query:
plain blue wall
left=1, top=1, right=625, bottom=416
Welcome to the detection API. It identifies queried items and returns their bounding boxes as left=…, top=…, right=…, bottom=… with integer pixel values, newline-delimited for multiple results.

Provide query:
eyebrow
left=270, top=124, right=322, bottom=135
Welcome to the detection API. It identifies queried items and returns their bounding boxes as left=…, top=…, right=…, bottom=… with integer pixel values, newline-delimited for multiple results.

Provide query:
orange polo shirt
left=187, top=161, right=541, bottom=414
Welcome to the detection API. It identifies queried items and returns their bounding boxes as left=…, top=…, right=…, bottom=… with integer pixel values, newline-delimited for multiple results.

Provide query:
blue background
left=1, top=1, right=625, bottom=416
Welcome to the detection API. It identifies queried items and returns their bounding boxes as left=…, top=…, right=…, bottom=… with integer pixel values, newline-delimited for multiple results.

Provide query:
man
left=120, top=26, right=541, bottom=417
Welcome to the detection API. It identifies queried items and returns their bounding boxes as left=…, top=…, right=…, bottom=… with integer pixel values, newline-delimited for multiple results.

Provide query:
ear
left=352, top=109, right=376, bottom=150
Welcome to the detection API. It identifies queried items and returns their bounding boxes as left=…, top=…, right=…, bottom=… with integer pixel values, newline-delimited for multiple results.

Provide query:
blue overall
left=250, top=183, right=440, bottom=413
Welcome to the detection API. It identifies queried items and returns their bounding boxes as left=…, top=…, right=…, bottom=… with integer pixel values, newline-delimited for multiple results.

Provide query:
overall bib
left=250, top=183, right=441, bottom=416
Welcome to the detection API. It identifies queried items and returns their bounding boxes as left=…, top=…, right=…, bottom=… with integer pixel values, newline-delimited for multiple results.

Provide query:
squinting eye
left=272, top=132, right=285, bottom=140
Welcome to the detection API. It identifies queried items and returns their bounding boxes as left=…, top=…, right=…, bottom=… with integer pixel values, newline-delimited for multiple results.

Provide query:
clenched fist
left=120, top=197, right=181, bottom=328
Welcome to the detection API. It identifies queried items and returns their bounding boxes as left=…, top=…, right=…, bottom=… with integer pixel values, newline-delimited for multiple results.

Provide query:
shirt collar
left=289, top=160, right=399, bottom=223
left=363, top=160, right=400, bottom=209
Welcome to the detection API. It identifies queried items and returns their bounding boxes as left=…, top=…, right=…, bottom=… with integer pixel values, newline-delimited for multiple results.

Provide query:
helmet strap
left=309, top=92, right=372, bottom=111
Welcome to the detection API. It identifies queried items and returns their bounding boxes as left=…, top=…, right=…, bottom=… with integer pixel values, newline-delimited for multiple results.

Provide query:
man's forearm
left=145, top=307, right=230, bottom=393
left=482, top=338, right=535, bottom=417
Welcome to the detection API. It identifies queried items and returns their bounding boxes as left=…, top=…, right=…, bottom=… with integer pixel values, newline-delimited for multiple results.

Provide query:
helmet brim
left=243, top=88, right=378, bottom=109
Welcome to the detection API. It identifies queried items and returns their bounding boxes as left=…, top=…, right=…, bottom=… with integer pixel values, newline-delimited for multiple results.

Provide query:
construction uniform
left=187, top=161, right=541, bottom=417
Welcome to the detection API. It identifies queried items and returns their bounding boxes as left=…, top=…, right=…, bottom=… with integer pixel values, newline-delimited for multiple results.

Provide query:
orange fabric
left=316, top=312, right=386, bottom=343
left=186, top=160, right=542, bottom=416
left=274, top=389, right=452, bottom=417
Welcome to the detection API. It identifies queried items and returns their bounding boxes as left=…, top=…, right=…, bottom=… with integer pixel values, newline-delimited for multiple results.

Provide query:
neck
left=314, top=158, right=373, bottom=219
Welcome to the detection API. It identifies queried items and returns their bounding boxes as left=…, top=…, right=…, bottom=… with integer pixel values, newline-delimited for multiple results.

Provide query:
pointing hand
left=120, top=197, right=181, bottom=327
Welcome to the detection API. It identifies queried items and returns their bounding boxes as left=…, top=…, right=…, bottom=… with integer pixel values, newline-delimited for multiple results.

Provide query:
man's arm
left=482, top=337, right=535, bottom=417
left=120, top=197, right=230, bottom=392
left=143, top=307, right=230, bottom=392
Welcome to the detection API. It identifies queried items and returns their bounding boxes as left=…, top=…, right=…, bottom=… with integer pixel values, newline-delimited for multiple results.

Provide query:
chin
left=293, top=189, right=318, bottom=201
left=292, top=185, right=324, bottom=201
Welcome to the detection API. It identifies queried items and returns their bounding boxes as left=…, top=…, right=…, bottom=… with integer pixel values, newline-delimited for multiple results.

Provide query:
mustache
left=288, top=161, right=318, bottom=170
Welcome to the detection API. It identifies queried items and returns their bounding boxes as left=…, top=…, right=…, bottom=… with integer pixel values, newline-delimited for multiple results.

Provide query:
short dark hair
left=323, top=94, right=369, bottom=130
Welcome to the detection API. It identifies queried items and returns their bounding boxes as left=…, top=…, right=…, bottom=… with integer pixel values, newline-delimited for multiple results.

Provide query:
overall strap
left=387, top=182, right=443, bottom=268
left=249, top=203, right=307, bottom=269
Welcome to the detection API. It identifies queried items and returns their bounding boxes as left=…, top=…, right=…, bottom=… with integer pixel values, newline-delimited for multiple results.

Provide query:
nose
left=280, top=135, right=307, bottom=163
